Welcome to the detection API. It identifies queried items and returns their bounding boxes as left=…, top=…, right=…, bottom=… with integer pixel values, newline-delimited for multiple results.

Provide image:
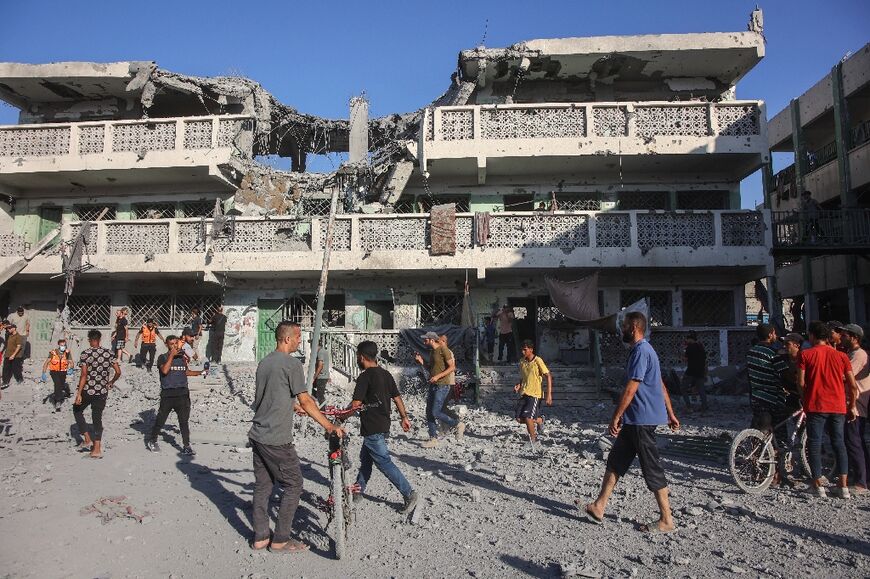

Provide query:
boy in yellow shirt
left=514, top=340, right=553, bottom=449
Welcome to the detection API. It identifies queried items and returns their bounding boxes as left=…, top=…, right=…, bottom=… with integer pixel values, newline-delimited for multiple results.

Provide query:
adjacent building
left=766, top=42, right=870, bottom=327
left=0, top=14, right=773, bottom=399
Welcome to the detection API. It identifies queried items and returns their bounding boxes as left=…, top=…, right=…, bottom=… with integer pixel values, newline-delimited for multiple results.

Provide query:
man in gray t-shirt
left=249, top=321, right=344, bottom=554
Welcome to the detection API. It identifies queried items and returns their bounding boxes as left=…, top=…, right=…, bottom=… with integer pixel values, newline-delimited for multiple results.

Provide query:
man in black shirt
left=681, top=331, right=708, bottom=412
left=350, top=340, right=418, bottom=514
left=207, top=306, right=227, bottom=364
left=146, top=335, right=202, bottom=455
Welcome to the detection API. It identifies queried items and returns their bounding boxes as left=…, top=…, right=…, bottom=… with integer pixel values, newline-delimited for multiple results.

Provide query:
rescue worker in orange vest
left=134, top=318, right=163, bottom=372
left=41, top=339, right=74, bottom=412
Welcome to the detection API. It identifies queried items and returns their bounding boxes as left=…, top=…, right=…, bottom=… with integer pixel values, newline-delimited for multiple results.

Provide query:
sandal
left=269, top=539, right=309, bottom=554
left=582, top=505, right=603, bottom=525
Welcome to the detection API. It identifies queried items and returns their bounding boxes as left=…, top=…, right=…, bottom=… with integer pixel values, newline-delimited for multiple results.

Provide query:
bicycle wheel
left=729, top=428, right=776, bottom=494
left=331, top=461, right=346, bottom=560
left=799, top=429, right=837, bottom=482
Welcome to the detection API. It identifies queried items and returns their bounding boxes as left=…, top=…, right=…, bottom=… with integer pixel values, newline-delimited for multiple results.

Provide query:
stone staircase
left=477, top=364, right=608, bottom=408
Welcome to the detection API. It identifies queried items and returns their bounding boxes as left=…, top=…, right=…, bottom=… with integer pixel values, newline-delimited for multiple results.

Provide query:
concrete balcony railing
left=0, top=115, right=254, bottom=188
left=16, top=209, right=772, bottom=276
left=419, top=100, right=767, bottom=182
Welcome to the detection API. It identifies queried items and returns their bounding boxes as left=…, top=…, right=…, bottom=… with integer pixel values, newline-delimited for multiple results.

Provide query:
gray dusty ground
left=1, top=361, right=868, bottom=579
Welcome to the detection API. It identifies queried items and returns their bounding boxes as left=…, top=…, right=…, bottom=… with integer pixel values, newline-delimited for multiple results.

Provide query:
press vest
left=141, top=325, right=157, bottom=344
left=48, top=350, right=70, bottom=372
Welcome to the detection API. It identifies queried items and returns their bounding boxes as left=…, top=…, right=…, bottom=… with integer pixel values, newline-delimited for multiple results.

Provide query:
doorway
left=39, top=206, right=62, bottom=240
left=256, top=299, right=286, bottom=362
left=508, top=297, right=537, bottom=345
left=365, top=300, right=394, bottom=330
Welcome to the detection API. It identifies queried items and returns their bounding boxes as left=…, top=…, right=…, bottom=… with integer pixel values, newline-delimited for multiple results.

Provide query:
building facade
left=0, top=18, right=773, bottom=395
left=766, top=42, right=870, bottom=327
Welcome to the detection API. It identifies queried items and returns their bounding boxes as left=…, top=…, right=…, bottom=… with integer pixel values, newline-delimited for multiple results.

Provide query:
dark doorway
left=504, top=194, right=534, bottom=212
left=365, top=300, right=394, bottom=330
left=508, top=297, right=537, bottom=345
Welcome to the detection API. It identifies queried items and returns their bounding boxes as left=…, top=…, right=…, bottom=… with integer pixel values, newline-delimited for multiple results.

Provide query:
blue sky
left=1, top=0, right=867, bottom=207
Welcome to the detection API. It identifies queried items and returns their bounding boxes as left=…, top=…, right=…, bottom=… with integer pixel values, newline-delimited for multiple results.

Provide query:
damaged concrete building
left=0, top=13, right=774, bottom=400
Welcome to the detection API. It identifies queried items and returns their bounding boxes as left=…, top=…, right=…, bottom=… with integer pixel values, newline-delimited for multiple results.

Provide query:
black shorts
left=515, top=395, right=542, bottom=420
left=606, top=424, right=668, bottom=492
left=113, top=339, right=126, bottom=352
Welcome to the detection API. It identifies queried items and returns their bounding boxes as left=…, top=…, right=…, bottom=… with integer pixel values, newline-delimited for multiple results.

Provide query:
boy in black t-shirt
left=146, top=335, right=202, bottom=455
left=350, top=340, right=418, bottom=514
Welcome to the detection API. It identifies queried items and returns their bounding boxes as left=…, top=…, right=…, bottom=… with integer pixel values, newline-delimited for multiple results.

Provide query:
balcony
left=419, top=101, right=767, bottom=183
left=0, top=115, right=253, bottom=190
left=12, top=209, right=772, bottom=279
left=772, top=208, right=870, bottom=255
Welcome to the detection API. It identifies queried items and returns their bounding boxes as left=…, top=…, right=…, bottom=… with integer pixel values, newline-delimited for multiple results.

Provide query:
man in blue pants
left=350, top=340, right=419, bottom=514
left=415, top=331, right=466, bottom=448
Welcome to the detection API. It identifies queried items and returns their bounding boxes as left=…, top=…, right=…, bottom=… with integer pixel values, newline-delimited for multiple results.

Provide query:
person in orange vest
left=134, top=318, right=163, bottom=372
left=41, top=339, right=74, bottom=412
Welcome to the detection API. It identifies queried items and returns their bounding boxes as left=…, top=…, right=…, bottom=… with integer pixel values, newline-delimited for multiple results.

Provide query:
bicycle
left=321, top=405, right=356, bottom=560
left=729, top=407, right=836, bottom=494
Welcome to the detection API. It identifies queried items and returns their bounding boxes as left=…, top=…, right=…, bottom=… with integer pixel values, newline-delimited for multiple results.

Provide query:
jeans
left=50, top=370, right=68, bottom=403
left=73, top=393, right=107, bottom=441
left=2, top=357, right=23, bottom=385
left=426, top=384, right=458, bottom=438
left=150, top=394, right=192, bottom=447
left=250, top=439, right=302, bottom=544
left=139, top=343, right=156, bottom=370
left=806, top=412, right=848, bottom=480
left=498, top=332, right=515, bottom=362
left=355, top=433, right=412, bottom=497
left=844, top=417, right=870, bottom=488
left=681, top=373, right=707, bottom=408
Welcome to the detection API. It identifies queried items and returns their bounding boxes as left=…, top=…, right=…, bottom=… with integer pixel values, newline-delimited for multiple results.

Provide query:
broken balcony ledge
left=11, top=210, right=773, bottom=277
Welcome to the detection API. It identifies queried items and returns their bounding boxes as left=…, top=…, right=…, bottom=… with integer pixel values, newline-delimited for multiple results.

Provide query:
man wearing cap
left=415, top=331, right=465, bottom=448
left=840, top=323, right=869, bottom=494
left=1, top=323, right=25, bottom=390
left=828, top=321, right=845, bottom=352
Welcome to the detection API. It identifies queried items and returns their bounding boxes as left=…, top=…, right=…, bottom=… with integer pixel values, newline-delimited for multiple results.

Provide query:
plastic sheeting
left=399, top=325, right=476, bottom=363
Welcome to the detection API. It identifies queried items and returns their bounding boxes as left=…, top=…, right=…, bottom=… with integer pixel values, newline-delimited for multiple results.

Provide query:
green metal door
left=256, top=299, right=286, bottom=362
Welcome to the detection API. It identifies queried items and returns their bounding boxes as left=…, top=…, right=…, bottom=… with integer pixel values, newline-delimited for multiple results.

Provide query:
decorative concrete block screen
left=105, top=223, right=170, bottom=255
left=0, top=126, right=70, bottom=157
left=637, top=213, right=714, bottom=251
left=682, top=290, right=735, bottom=327
left=183, top=120, right=213, bottom=149
left=635, top=106, right=708, bottom=137
left=620, top=290, right=673, bottom=326
left=360, top=217, right=427, bottom=251
left=320, top=219, right=351, bottom=251
left=487, top=214, right=590, bottom=249
left=592, top=107, right=627, bottom=137
left=715, top=105, right=761, bottom=136
left=217, top=118, right=252, bottom=147
left=78, top=125, right=105, bottom=155
left=440, top=110, right=474, bottom=141
left=112, top=121, right=176, bottom=152
left=0, top=233, right=28, bottom=257
left=209, top=220, right=311, bottom=253
left=721, top=212, right=765, bottom=246
left=727, top=329, right=756, bottom=365
left=67, top=295, right=111, bottom=328
left=480, top=106, right=586, bottom=139
left=595, top=213, right=631, bottom=247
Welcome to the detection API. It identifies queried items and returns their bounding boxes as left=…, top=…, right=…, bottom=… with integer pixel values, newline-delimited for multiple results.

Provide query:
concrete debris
left=80, top=496, right=151, bottom=525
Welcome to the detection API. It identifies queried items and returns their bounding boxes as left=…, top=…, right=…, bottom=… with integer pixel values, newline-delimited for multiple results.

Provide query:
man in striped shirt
left=746, top=323, right=790, bottom=437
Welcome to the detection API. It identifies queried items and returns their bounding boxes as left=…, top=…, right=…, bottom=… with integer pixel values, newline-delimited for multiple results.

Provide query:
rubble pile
left=0, top=362, right=867, bottom=578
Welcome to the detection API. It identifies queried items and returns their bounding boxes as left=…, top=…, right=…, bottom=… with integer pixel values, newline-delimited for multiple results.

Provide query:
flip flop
left=583, top=507, right=604, bottom=525
left=269, top=540, right=309, bottom=554
left=639, top=521, right=675, bottom=534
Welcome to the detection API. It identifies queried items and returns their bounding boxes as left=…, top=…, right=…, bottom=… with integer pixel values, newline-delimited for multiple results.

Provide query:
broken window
left=556, top=194, right=601, bottom=212
left=301, top=198, right=332, bottom=216
left=179, top=199, right=218, bottom=218
left=73, top=205, right=117, bottom=221
left=284, top=295, right=345, bottom=328
left=682, top=290, right=735, bottom=327
left=616, top=191, right=669, bottom=210
left=67, top=295, right=111, bottom=328
left=133, top=202, right=176, bottom=220
left=620, top=290, right=673, bottom=327
left=676, top=191, right=729, bottom=210
left=419, top=293, right=462, bottom=326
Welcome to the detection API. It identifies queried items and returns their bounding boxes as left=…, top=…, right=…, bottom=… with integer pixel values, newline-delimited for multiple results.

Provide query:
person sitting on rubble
left=513, top=339, right=552, bottom=453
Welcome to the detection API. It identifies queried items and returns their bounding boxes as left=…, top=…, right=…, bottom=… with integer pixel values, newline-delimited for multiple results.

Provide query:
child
left=513, top=339, right=553, bottom=452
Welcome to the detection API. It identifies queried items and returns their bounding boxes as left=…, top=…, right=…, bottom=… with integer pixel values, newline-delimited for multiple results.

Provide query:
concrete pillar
left=349, top=96, right=369, bottom=165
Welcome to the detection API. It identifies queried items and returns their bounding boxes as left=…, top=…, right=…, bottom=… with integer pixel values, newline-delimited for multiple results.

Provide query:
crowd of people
left=747, top=319, right=869, bottom=497
left=1, top=299, right=868, bottom=553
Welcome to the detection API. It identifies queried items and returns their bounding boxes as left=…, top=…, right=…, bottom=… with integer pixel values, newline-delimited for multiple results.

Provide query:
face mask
left=59, top=346, right=66, bottom=352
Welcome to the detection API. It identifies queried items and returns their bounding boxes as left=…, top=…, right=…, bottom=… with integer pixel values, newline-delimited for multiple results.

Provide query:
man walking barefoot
left=583, top=312, right=680, bottom=533
left=249, top=321, right=344, bottom=553
left=74, top=330, right=121, bottom=459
